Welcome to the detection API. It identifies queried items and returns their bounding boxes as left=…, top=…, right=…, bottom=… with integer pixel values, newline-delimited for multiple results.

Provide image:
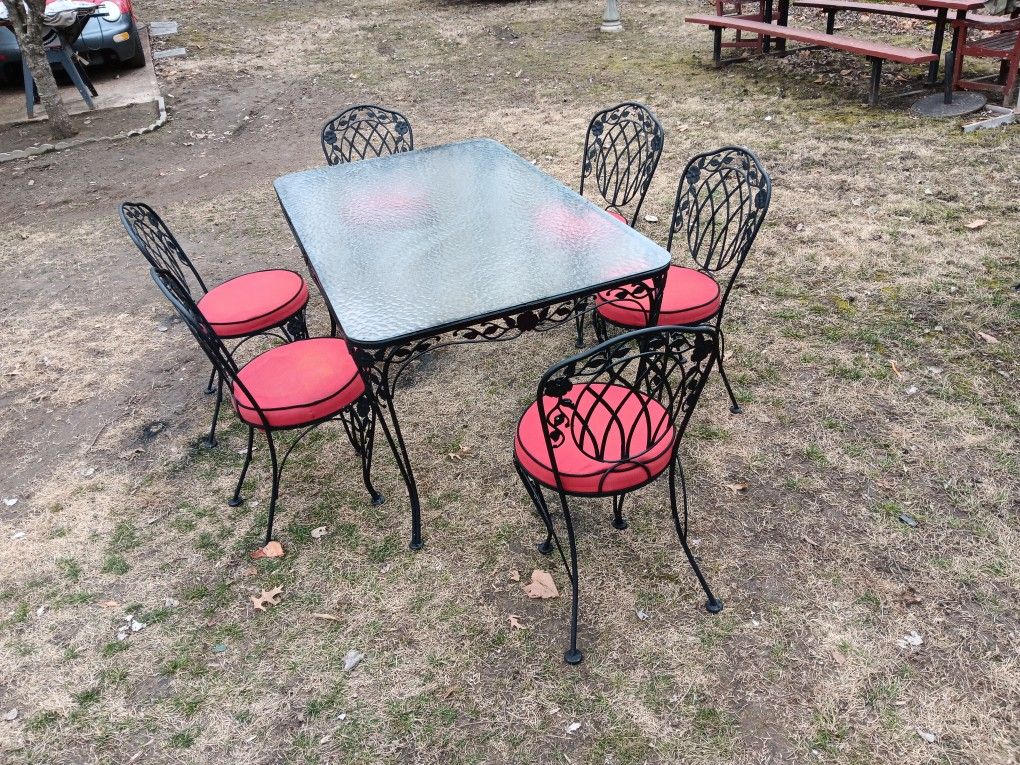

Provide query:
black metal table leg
left=927, top=8, right=948, bottom=85
left=349, top=277, right=668, bottom=552
left=763, top=0, right=774, bottom=53
left=777, top=0, right=790, bottom=55
left=868, top=56, right=883, bottom=106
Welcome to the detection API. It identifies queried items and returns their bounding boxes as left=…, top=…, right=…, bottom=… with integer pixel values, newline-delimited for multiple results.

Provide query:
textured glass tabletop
left=274, top=138, right=671, bottom=346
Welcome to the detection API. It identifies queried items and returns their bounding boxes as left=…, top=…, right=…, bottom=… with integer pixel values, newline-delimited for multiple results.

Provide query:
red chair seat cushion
left=595, top=265, right=721, bottom=328
left=607, top=209, right=628, bottom=224
left=232, top=338, right=365, bottom=429
left=198, top=269, right=308, bottom=338
left=515, top=383, right=676, bottom=495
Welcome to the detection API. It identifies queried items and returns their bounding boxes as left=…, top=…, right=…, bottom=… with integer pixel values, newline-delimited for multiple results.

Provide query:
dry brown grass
left=1, top=0, right=1018, bottom=762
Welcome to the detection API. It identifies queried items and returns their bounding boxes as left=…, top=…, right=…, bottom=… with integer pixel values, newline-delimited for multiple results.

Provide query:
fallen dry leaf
left=977, top=331, right=999, bottom=345
left=890, top=360, right=903, bottom=378
left=725, top=482, right=748, bottom=494
left=311, top=526, right=329, bottom=539
left=445, top=445, right=474, bottom=462
left=311, top=612, right=343, bottom=622
left=441, top=684, right=460, bottom=700
left=98, top=600, right=120, bottom=609
left=508, top=614, right=526, bottom=630
left=523, top=569, right=559, bottom=599
left=251, top=585, right=284, bottom=611
left=964, top=219, right=987, bottom=230
left=251, top=541, right=285, bottom=559
left=508, top=569, right=521, bottom=582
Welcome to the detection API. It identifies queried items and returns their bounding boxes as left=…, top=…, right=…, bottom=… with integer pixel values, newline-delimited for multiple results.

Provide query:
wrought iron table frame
left=282, top=241, right=668, bottom=550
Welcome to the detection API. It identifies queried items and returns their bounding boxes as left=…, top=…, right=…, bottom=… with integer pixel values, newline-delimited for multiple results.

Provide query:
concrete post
left=601, top=0, right=623, bottom=32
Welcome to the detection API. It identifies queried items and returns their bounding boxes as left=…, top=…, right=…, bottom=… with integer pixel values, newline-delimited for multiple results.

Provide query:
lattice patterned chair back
left=321, top=104, right=414, bottom=165
left=579, top=102, right=664, bottom=226
left=120, top=202, right=208, bottom=298
left=666, top=146, right=771, bottom=308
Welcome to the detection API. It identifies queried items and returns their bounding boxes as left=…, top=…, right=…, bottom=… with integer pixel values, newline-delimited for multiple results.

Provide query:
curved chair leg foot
left=371, top=492, right=385, bottom=506
left=537, top=539, right=554, bottom=555
left=409, top=539, right=424, bottom=551
left=611, top=495, right=628, bottom=530
left=204, top=366, right=217, bottom=395
left=564, top=648, right=584, bottom=665
left=229, top=427, right=254, bottom=508
left=204, top=377, right=224, bottom=447
left=706, top=598, right=724, bottom=614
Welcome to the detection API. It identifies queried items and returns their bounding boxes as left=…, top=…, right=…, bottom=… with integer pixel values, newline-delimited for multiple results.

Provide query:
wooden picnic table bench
left=792, top=0, right=1006, bottom=81
left=685, top=13, right=938, bottom=103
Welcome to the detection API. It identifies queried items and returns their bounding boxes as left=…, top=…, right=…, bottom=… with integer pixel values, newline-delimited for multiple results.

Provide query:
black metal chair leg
left=229, top=426, right=255, bottom=507
left=264, top=430, right=281, bottom=544
left=574, top=297, right=588, bottom=348
left=668, top=456, right=722, bottom=613
left=592, top=310, right=609, bottom=344
left=557, top=494, right=584, bottom=665
left=717, top=330, right=742, bottom=414
left=611, top=494, right=628, bottom=530
left=204, top=366, right=217, bottom=395
left=203, top=377, right=223, bottom=447
left=514, top=460, right=554, bottom=554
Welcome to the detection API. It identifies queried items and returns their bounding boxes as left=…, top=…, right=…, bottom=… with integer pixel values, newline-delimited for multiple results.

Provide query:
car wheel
left=122, top=25, right=146, bottom=68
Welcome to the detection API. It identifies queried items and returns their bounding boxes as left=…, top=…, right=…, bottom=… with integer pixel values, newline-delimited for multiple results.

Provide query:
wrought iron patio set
left=120, top=102, right=772, bottom=665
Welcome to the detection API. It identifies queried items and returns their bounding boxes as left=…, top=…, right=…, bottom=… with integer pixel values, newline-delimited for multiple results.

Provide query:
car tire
left=122, top=26, right=146, bottom=68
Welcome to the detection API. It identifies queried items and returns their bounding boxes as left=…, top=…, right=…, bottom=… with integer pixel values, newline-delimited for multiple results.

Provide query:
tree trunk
left=1, top=0, right=77, bottom=139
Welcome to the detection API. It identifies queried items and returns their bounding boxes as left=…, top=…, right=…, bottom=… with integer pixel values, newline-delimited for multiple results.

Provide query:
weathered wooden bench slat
left=685, top=14, right=939, bottom=62
left=685, top=13, right=938, bottom=104
left=793, top=1, right=939, bottom=21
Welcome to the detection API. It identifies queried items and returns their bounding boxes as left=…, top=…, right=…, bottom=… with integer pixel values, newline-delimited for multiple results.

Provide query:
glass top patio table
left=273, top=138, right=672, bottom=347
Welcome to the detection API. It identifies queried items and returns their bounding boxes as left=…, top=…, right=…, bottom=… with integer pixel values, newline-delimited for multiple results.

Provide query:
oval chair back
left=321, top=104, right=414, bottom=166
left=121, top=202, right=209, bottom=300
left=666, top=146, right=771, bottom=312
left=149, top=266, right=271, bottom=432
left=535, top=324, right=718, bottom=495
left=579, top=102, right=665, bottom=226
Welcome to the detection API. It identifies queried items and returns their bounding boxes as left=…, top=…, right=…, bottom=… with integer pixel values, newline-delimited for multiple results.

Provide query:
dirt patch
left=0, top=100, right=161, bottom=154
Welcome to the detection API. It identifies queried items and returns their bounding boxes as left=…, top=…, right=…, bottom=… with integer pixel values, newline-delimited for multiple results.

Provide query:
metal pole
left=601, top=0, right=622, bottom=33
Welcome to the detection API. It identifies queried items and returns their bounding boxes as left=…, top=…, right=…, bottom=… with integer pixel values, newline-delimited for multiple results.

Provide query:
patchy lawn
left=1, top=0, right=1018, bottom=763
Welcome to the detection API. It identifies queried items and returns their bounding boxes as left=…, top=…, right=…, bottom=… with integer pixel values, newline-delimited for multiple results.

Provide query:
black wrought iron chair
left=321, top=104, right=414, bottom=165
left=592, top=146, right=772, bottom=414
left=151, top=267, right=382, bottom=546
left=573, top=102, right=665, bottom=347
left=513, top=325, right=721, bottom=665
left=121, top=202, right=310, bottom=447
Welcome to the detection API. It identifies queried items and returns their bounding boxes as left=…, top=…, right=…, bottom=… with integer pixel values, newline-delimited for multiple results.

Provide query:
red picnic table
left=687, top=0, right=988, bottom=104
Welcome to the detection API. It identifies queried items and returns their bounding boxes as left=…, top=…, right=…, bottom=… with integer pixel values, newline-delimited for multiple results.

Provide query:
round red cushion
left=607, top=209, right=628, bottom=224
left=515, top=383, right=676, bottom=495
left=596, top=265, right=721, bottom=328
left=198, top=269, right=308, bottom=338
left=232, top=338, right=365, bottom=429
